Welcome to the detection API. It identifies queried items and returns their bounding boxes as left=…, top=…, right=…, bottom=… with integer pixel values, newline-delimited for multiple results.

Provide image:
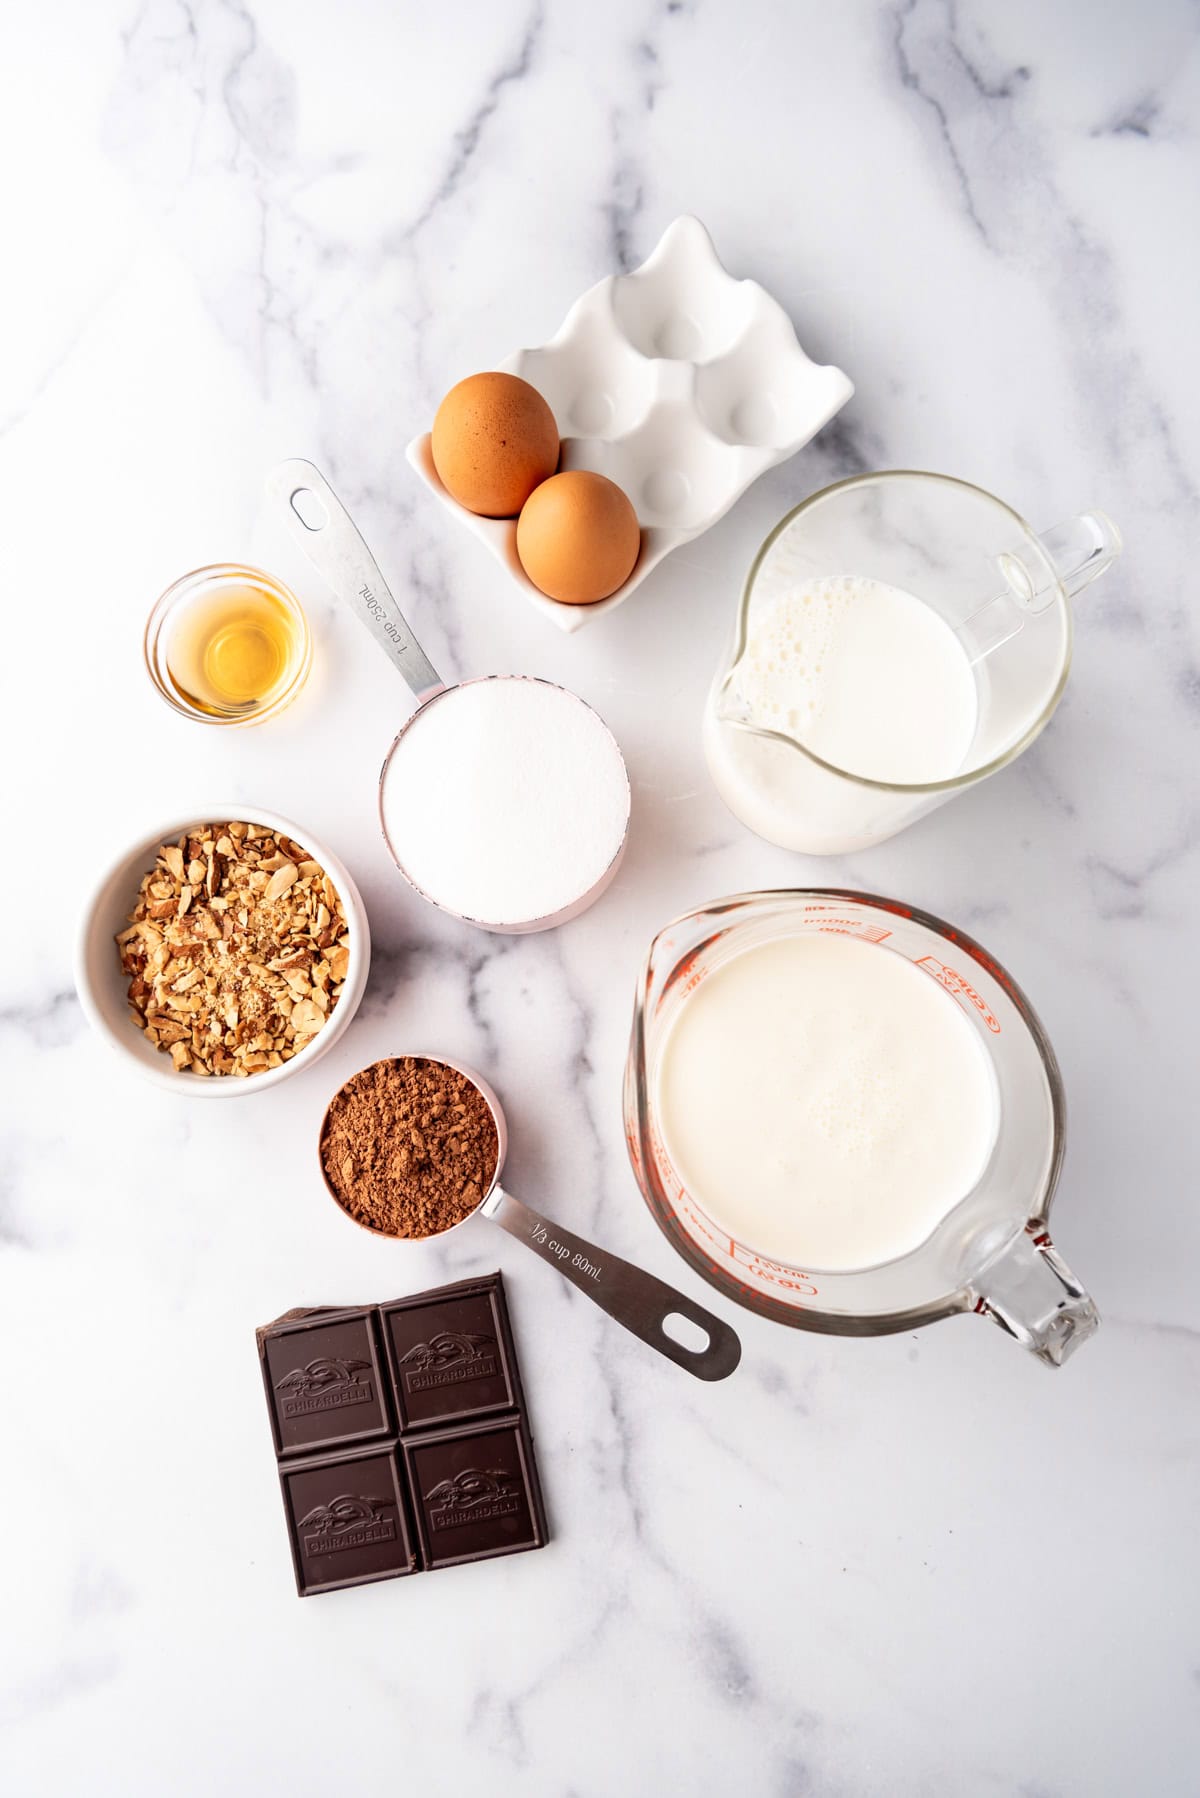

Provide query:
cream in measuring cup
left=655, top=931, right=999, bottom=1271
left=629, top=891, right=1098, bottom=1365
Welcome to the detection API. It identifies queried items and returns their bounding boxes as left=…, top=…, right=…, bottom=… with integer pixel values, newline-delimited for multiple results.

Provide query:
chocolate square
left=280, top=1447, right=416, bottom=1595
left=258, top=1276, right=548, bottom=1597
left=405, top=1418, right=546, bottom=1570
left=260, top=1309, right=392, bottom=1457
left=381, top=1275, right=518, bottom=1431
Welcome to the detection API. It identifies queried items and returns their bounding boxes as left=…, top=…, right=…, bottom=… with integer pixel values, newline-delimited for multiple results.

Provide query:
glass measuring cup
left=624, top=890, right=1099, bottom=1366
left=703, top=471, right=1121, bottom=853
left=268, top=460, right=630, bottom=931
left=319, top=1055, right=742, bottom=1381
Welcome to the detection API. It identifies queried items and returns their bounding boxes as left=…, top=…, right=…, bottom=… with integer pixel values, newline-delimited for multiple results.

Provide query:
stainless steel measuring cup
left=266, top=459, right=630, bottom=931
left=320, top=1055, right=742, bottom=1381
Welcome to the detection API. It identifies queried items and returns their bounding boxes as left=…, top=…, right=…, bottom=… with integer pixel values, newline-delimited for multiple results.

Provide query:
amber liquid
left=165, top=579, right=304, bottom=718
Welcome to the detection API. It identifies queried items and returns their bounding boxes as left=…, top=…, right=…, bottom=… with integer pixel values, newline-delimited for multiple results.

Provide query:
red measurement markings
left=814, top=922, right=892, bottom=943
left=656, top=929, right=731, bottom=1011
left=731, top=1242, right=819, bottom=1297
left=915, top=955, right=1001, bottom=1033
left=648, top=1092, right=824, bottom=1297
left=799, top=904, right=893, bottom=945
left=649, top=1127, right=678, bottom=1186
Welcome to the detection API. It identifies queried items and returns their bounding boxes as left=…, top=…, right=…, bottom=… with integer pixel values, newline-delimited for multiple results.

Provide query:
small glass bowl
left=144, top=562, right=313, bottom=727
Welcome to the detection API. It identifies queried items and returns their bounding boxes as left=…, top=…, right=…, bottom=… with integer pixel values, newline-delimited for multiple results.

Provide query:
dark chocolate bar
left=257, top=1273, right=546, bottom=1595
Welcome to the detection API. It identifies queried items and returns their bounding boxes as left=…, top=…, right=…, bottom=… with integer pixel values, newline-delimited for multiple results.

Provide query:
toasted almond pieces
left=264, top=862, right=299, bottom=903
left=116, top=822, right=349, bottom=1079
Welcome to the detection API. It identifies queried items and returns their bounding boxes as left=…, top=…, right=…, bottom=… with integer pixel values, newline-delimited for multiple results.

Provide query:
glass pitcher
left=703, top=471, right=1121, bottom=853
left=624, top=889, right=1099, bottom=1366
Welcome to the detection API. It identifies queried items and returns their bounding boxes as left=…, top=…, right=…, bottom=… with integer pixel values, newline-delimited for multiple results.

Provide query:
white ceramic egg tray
left=406, top=215, right=853, bottom=633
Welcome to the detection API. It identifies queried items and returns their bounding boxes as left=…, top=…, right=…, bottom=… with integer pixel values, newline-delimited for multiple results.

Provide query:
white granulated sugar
left=381, top=677, right=630, bottom=926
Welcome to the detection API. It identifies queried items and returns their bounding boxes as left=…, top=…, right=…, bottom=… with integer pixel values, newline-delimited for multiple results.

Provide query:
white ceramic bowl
left=75, top=807, right=371, bottom=1097
left=407, top=215, right=853, bottom=633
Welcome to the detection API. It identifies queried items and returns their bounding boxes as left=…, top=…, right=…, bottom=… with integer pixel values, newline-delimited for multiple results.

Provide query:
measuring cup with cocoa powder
left=268, top=461, right=630, bottom=934
left=318, top=1056, right=741, bottom=1381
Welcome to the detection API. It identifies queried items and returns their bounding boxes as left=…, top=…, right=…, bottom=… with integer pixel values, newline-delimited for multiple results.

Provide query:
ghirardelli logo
left=298, top=1492, right=397, bottom=1557
left=424, top=1467, right=520, bottom=1532
left=398, top=1330, right=497, bottom=1394
left=275, top=1356, right=374, bottom=1419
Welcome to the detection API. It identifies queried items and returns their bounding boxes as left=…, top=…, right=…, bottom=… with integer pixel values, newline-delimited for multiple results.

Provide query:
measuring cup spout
left=713, top=662, right=784, bottom=745
left=970, top=1226, right=1099, bottom=1367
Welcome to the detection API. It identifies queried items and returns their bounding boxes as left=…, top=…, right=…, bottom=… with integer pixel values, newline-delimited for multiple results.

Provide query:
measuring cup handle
left=1035, top=511, right=1122, bottom=603
left=265, top=458, right=444, bottom=701
left=970, top=1226, right=1099, bottom=1367
left=485, top=1186, right=741, bottom=1381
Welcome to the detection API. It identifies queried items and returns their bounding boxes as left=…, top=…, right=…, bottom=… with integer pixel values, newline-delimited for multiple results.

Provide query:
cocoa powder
left=320, top=1057, right=499, bottom=1239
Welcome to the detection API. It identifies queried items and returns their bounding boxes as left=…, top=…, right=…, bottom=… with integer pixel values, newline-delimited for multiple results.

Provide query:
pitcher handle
left=970, top=1226, right=1099, bottom=1367
left=963, top=510, right=1122, bottom=661
left=1037, top=511, right=1123, bottom=601
left=998, top=509, right=1122, bottom=614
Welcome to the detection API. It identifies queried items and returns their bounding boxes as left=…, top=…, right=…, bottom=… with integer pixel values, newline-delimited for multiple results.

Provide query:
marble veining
left=3, top=1, right=1199, bottom=1794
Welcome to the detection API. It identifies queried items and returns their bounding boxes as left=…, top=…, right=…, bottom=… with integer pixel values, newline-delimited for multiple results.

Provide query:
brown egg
left=516, top=471, right=641, bottom=606
left=431, top=373, right=559, bottom=517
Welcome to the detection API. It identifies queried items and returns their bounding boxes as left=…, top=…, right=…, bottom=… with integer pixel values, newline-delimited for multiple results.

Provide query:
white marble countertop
left=4, top=2, right=1199, bottom=1793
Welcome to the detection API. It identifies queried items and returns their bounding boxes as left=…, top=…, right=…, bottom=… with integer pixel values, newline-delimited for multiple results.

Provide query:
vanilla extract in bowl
left=145, top=563, right=312, bottom=725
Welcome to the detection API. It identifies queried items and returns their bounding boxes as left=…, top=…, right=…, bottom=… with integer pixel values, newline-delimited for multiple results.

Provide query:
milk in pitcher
left=704, top=573, right=979, bottom=853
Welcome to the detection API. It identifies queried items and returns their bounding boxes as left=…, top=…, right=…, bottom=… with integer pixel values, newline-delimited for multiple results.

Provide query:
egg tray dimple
left=406, top=215, right=854, bottom=633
